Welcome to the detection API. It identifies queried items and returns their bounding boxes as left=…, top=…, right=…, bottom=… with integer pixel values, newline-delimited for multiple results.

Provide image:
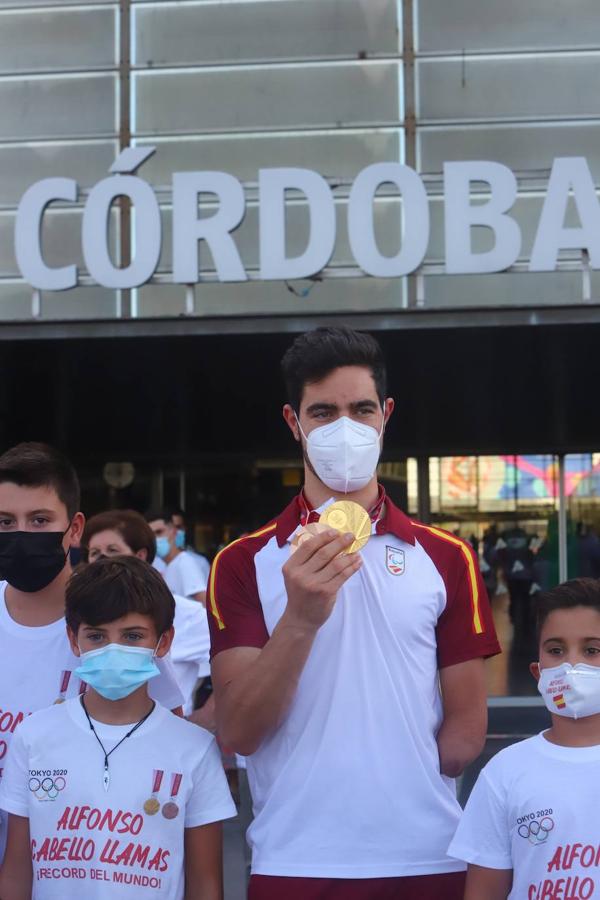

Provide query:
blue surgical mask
left=155, top=536, right=170, bottom=559
left=175, top=529, right=186, bottom=550
left=75, top=642, right=161, bottom=701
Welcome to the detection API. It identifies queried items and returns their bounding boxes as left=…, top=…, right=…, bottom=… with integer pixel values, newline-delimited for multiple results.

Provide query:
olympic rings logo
left=28, top=776, right=66, bottom=802
left=518, top=817, right=554, bottom=845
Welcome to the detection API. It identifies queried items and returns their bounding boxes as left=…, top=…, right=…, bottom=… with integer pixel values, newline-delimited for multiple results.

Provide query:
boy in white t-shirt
left=448, top=577, right=600, bottom=900
left=82, top=509, right=211, bottom=715
left=0, top=555, right=236, bottom=900
left=0, top=443, right=184, bottom=864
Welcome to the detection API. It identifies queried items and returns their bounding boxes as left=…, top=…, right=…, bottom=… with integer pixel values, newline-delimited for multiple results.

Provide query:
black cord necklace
left=80, top=694, right=155, bottom=792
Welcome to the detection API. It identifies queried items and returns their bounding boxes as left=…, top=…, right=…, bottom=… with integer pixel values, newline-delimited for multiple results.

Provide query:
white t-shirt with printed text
left=0, top=698, right=236, bottom=899
left=164, top=553, right=207, bottom=601
left=0, top=583, right=184, bottom=862
left=448, top=733, right=600, bottom=900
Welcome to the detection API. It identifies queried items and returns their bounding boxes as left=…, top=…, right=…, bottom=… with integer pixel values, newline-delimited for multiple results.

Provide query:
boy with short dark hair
left=0, top=442, right=184, bottom=863
left=448, top=577, right=600, bottom=899
left=0, top=556, right=235, bottom=900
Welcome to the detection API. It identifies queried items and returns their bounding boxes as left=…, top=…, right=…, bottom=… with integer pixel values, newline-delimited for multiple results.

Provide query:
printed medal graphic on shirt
left=29, top=769, right=68, bottom=802
left=143, top=769, right=164, bottom=815
left=161, top=772, right=182, bottom=819
left=54, top=670, right=71, bottom=704
left=386, top=546, right=405, bottom=576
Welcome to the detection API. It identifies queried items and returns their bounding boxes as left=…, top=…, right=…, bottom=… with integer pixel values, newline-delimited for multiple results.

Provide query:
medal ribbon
left=152, top=769, right=164, bottom=795
left=59, top=670, right=71, bottom=696
left=169, top=773, right=183, bottom=799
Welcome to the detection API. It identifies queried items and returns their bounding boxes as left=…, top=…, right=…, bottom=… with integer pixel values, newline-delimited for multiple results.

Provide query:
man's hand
left=212, top=530, right=363, bottom=755
left=281, top=529, right=362, bottom=631
left=438, top=658, right=487, bottom=777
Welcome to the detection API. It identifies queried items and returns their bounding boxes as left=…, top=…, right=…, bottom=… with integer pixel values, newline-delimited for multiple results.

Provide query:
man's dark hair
left=280, top=326, right=387, bottom=412
left=144, top=507, right=175, bottom=526
left=66, top=556, right=175, bottom=636
left=82, top=509, right=156, bottom=563
left=536, top=577, right=600, bottom=641
left=0, top=442, right=80, bottom=519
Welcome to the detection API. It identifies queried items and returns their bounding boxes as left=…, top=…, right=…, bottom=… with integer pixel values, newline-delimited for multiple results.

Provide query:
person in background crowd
left=0, top=443, right=184, bottom=865
left=82, top=509, right=211, bottom=716
left=208, top=326, right=501, bottom=900
left=494, top=526, right=536, bottom=635
left=577, top=522, right=600, bottom=579
left=146, top=507, right=207, bottom=604
left=449, top=578, right=600, bottom=899
left=0, top=557, right=235, bottom=900
left=172, top=507, right=211, bottom=583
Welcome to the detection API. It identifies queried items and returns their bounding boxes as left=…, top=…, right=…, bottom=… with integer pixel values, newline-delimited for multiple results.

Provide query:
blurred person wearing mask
left=146, top=508, right=207, bottom=605
left=172, top=508, right=211, bottom=583
left=82, top=509, right=212, bottom=717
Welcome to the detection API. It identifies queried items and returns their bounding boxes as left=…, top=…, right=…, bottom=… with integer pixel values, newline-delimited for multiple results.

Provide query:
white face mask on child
left=537, top=662, right=600, bottom=719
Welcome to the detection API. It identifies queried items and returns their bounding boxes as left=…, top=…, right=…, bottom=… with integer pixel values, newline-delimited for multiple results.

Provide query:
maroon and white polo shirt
left=208, top=495, right=500, bottom=878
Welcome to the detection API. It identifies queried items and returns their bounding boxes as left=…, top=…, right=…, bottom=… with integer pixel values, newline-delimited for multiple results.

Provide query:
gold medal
left=144, top=797, right=160, bottom=815
left=320, top=501, right=371, bottom=554
left=144, top=769, right=164, bottom=815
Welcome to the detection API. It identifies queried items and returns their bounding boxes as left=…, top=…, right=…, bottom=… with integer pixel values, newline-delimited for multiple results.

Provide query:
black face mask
left=0, top=529, right=69, bottom=593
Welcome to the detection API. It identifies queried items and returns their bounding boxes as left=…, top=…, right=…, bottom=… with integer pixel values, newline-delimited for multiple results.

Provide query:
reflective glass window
left=134, top=0, right=398, bottom=67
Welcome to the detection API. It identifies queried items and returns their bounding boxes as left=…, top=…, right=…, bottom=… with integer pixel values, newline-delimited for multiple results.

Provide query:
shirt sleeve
left=0, top=724, right=30, bottom=818
left=171, top=596, right=211, bottom=667
left=149, top=654, right=185, bottom=710
left=184, top=735, right=237, bottom=828
left=207, top=537, right=270, bottom=658
left=179, top=554, right=208, bottom=597
left=448, top=769, right=513, bottom=870
left=432, top=536, right=501, bottom=668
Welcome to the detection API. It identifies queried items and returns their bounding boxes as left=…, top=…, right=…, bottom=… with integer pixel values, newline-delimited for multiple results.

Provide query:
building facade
left=2, top=1, right=600, bottom=658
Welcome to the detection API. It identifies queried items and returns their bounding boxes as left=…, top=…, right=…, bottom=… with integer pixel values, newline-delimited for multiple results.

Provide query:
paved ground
left=224, top=812, right=249, bottom=900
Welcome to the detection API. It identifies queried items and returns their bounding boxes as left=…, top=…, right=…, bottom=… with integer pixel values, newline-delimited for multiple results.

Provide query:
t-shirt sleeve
left=435, top=540, right=501, bottom=668
left=207, top=539, right=270, bottom=658
left=448, top=769, right=512, bottom=870
left=171, top=597, right=211, bottom=668
left=179, top=554, right=208, bottom=597
left=185, top=735, right=237, bottom=828
left=0, top=724, right=30, bottom=818
left=149, top=654, right=185, bottom=710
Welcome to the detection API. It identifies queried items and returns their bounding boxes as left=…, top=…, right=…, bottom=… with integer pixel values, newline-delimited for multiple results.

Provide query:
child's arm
left=464, top=863, right=513, bottom=900
left=184, top=822, right=223, bottom=900
left=0, top=813, right=32, bottom=900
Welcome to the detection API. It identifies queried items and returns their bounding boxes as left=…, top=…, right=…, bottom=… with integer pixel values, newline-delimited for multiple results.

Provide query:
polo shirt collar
left=375, top=498, right=415, bottom=545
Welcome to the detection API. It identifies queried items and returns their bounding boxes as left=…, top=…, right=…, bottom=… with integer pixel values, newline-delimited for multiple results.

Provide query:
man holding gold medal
left=208, top=326, right=501, bottom=900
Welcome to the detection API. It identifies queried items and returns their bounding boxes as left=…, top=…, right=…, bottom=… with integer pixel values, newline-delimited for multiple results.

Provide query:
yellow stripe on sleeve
left=412, top=522, right=483, bottom=635
left=208, top=522, right=277, bottom=632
